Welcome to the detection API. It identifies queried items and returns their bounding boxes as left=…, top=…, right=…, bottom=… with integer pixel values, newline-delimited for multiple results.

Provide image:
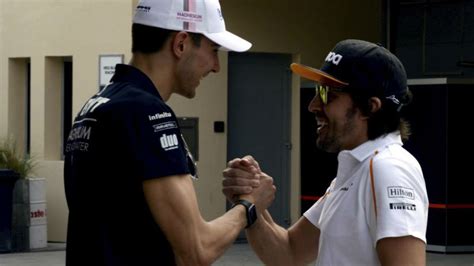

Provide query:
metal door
left=228, top=52, right=292, bottom=234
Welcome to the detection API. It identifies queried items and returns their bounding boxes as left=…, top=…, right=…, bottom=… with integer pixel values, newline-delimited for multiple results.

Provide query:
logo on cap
left=325, top=52, right=343, bottom=65
left=177, top=12, right=203, bottom=22
left=386, top=95, right=400, bottom=105
left=136, top=5, right=151, bottom=13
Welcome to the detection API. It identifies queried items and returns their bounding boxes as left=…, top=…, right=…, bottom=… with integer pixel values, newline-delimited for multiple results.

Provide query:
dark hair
left=132, top=23, right=202, bottom=54
left=351, top=90, right=412, bottom=142
left=188, top=33, right=202, bottom=48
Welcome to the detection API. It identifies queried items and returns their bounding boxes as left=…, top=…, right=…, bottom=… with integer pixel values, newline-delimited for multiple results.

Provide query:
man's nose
left=212, top=56, right=220, bottom=73
left=307, top=94, right=323, bottom=113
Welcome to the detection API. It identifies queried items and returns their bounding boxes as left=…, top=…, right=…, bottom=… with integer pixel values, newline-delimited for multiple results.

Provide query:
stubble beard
left=316, top=105, right=358, bottom=153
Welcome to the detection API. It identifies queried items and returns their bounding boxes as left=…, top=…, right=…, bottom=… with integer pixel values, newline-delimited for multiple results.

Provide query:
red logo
left=31, top=209, right=46, bottom=218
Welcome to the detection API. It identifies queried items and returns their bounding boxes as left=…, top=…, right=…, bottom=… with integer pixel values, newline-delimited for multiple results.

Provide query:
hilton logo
left=387, top=186, right=415, bottom=200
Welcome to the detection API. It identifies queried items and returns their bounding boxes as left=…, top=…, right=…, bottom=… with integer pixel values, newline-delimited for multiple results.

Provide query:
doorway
left=227, top=52, right=292, bottom=233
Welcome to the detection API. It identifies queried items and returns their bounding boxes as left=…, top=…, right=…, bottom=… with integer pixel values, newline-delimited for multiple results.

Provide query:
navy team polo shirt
left=64, top=64, right=191, bottom=265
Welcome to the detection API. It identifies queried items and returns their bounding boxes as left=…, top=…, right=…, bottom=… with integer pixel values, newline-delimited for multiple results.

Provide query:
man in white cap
left=223, top=39, right=429, bottom=265
left=64, top=0, right=275, bottom=265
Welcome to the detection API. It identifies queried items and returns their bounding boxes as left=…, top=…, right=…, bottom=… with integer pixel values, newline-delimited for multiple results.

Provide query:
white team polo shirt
left=304, top=132, right=428, bottom=266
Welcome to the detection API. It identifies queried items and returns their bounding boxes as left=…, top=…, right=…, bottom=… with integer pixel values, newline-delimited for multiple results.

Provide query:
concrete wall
left=0, top=0, right=381, bottom=242
left=0, top=0, right=6, bottom=138
left=1, top=0, right=132, bottom=241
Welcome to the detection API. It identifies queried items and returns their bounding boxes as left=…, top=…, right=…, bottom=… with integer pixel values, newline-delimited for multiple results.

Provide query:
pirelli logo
left=389, top=203, right=416, bottom=211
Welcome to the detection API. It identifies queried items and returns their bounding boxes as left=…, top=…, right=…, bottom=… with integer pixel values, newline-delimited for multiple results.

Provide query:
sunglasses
left=315, top=84, right=345, bottom=105
left=181, top=134, right=198, bottom=180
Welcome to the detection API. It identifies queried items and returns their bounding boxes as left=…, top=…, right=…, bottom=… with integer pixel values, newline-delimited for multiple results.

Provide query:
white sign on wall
left=99, top=55, right=124, bottom=87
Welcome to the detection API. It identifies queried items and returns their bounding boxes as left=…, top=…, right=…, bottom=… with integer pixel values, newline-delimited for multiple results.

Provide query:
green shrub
left=0, top=138, right=36, bottom=179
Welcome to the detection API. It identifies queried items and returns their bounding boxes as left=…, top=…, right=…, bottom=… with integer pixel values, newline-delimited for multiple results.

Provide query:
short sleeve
left=127, top=101, right=190, bottom=180
left=304, top=181, right=334, bottom=228
left=369, top=157, right=428, bottom=244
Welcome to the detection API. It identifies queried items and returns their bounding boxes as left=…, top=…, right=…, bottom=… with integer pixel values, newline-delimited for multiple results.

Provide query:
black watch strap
left=231, top=199, right=257, bottom=228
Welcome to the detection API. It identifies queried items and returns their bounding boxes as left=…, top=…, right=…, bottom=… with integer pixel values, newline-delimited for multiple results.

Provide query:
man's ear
left=361, top=97, right=382, bottom=120
left=369, top=97, right=382, bottom=113
left=172, top=31, right=189, bottom=58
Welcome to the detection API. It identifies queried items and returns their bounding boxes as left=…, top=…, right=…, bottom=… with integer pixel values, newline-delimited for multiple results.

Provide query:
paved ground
left=1, top=242, right=474, bottom=265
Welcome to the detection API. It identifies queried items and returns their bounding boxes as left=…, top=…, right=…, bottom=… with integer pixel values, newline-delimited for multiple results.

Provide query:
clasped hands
left=222, top=155, right=276, bottom=214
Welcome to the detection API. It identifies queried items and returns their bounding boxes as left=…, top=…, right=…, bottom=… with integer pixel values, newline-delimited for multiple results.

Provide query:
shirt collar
left=110, top=64, right=163, bottom=100
left=342, top=131, right=403, bottom=162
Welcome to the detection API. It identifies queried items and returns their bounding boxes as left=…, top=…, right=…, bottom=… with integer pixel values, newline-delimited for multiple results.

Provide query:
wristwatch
left=231, top=199, right=257, bottom=228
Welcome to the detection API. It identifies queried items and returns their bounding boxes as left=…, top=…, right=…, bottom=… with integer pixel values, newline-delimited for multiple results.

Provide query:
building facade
left=0, top=0, right=381, bottom=241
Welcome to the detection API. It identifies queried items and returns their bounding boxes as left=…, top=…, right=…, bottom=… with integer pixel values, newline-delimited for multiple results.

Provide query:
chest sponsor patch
left=160, top=133, right=179, bottom=151
left=387, top=186, right=415, bottom=200
left=153, top=121, right=178, bottom=132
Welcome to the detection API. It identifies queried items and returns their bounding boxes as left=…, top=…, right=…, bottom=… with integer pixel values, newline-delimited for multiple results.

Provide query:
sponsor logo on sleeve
left=160, top=133, right=179, bottom=151
left=387, top=186, right=415, bottom=200
left=153, top=121, right=178, bottom=132
left=149, top=112, right=172, bottom=121
left=389, top=202, right=416, bottom=211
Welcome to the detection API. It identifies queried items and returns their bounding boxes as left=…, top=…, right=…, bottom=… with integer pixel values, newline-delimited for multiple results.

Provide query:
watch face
left=248, top=204, right=257, bottom=226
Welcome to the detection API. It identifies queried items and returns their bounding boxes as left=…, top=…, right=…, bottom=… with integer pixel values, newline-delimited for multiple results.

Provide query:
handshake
left=222, top=155, right=277, bottom=217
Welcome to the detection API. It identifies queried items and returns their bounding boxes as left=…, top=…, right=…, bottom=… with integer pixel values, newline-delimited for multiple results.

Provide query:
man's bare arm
left=223, top=156, right=320, bottom=265
left=245, top=210, right=320, bottom=266
left=143, top=173, right=274, bottom=266
left=376, top=236, right=426, bottom=266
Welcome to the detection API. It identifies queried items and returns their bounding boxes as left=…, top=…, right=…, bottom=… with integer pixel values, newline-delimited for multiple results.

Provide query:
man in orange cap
left=223, top=39, right=429, bottom=265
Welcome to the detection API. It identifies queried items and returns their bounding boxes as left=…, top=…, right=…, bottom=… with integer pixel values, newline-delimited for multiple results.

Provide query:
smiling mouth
left=317, top=121, right=327, bottom=133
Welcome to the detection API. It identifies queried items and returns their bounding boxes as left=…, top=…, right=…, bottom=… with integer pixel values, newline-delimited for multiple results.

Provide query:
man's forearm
left=144, top=175, right=249, bottom=266
left=174, top=205, right=248, bottom=266
left=194, top=204, right=248, bottom=265
left=246, top=210, right=296, bottom=266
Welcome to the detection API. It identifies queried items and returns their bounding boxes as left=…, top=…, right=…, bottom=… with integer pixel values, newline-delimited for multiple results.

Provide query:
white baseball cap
left=133, top=0, right=252, bottom=52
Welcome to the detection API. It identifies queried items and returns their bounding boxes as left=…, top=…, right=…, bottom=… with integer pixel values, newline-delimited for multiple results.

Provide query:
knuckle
left=236, top=179, right=246, bottom=186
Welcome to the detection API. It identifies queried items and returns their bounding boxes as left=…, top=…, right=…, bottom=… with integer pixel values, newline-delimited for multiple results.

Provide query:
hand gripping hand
left=222, top=155, right=276, bottom=213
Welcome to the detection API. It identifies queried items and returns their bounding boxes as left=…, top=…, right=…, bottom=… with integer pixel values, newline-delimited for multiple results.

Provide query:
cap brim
left=290, top=63, right=348, bottom=88
left=205, top=31, right=252, bottom=52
